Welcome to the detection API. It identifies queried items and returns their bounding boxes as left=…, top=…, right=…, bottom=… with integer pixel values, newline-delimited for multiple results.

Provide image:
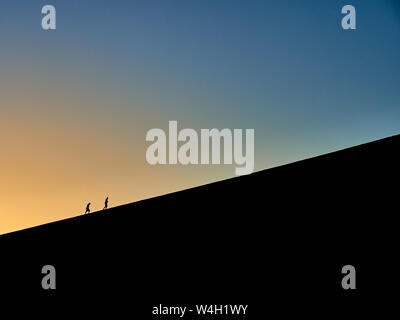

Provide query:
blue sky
left=1, top=0, right=399, bottom=232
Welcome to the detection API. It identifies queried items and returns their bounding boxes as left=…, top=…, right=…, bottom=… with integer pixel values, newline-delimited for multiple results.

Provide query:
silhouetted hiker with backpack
left=85, top=202, right=91, bottom=214
left=103, top=197, right=109, bottom=210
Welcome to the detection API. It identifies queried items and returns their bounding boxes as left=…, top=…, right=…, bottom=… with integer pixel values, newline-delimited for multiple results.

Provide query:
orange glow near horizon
left=0, top=83, right=233, bottom=235
left=0, top=98, right=235, bottom=234
left=0, top=119, right=229, bottom=234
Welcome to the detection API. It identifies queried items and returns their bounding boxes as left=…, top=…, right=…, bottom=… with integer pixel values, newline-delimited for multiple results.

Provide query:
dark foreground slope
left=1, top=135, right=399, bottom=316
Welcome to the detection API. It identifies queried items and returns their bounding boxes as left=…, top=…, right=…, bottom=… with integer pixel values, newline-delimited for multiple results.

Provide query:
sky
left=1, top=0, right=399, bottom=234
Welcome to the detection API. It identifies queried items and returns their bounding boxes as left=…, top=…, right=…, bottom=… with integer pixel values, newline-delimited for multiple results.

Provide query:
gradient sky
left=1, top=0, right=399, bottom=234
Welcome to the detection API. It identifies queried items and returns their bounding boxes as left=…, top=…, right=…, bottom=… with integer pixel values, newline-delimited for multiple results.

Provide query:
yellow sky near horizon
left=0, top=83, right=230, bottom=235
left=0, top=98, right=236, bottom=235
left=0, top=117, right=230, bottom=234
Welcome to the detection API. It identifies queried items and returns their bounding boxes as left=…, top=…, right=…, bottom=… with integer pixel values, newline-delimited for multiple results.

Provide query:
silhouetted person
left=85, top=202, right=91, bottom=214
left=103, top=197, right=109, bottom=210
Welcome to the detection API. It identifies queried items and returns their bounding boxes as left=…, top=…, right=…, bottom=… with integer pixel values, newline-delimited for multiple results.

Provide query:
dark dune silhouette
left=1, top=134, right=399, bottom=316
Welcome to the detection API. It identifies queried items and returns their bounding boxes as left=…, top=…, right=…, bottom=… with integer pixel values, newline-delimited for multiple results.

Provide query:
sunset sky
left=1, top=0, right=400, bottom=234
